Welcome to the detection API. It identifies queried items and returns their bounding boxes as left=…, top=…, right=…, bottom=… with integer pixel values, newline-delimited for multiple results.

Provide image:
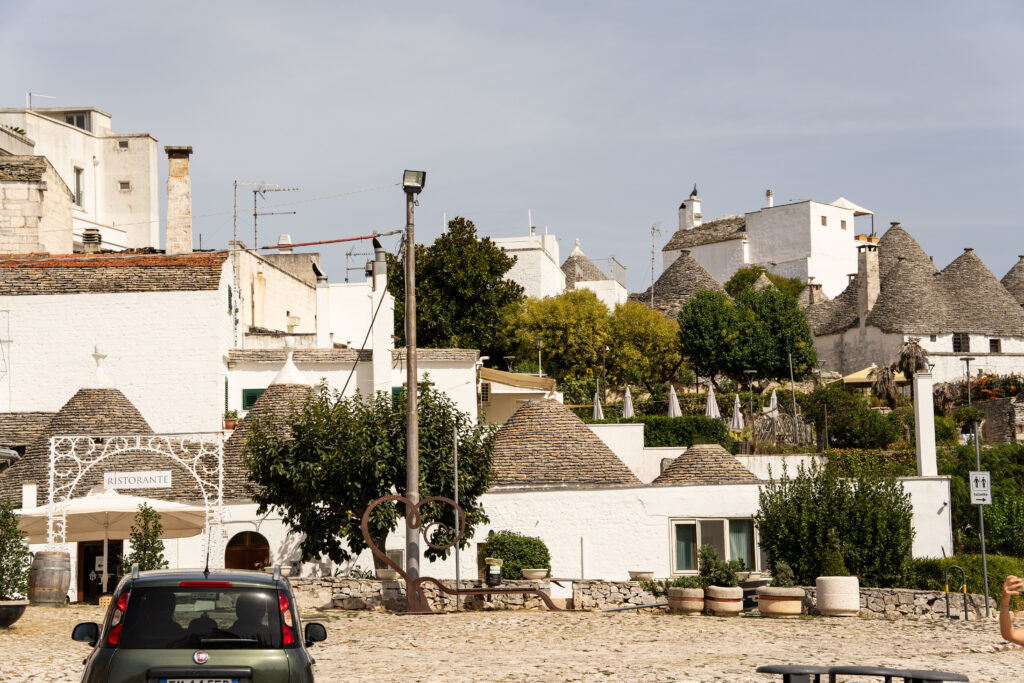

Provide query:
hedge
left=583, top=414, right=728, bottom=447
left=907, top=554, right=1024, bottom=610
left=480, top=531, right=551, bottom=580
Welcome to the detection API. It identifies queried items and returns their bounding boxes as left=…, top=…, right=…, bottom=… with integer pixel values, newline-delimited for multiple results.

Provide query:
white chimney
left=277, top=234, right=293, bottom=254
left=766, top=188, right=774, bottom=208
left=165, top=146, right=193, bottom=254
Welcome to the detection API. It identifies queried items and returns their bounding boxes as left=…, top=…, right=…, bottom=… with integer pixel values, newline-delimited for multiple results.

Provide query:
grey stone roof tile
left=630, top=250, right=725, bottom=318
left=1002, top=255, right=1024, bottom=306
left=662, top=215, right=745, bottom=251
left=652, top=443, right=760, bottom=485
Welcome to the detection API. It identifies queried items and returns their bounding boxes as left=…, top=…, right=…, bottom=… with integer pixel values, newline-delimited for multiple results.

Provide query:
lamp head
left=402, top=170, right=426, bottom=194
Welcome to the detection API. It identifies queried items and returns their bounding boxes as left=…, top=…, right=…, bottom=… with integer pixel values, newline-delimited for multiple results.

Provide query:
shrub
left=799, top=386, right=899, bottom=449
left=770, top=561, right=796, bottom=588
left=755, top=462, right=914, bottom=587
left=938, top=442, right=1024, bottom=553
left=637, top=575, right=702, bottom=597
left=698, top=545, right=739, bottom=587
left=121, top=503, right=169, bottom=575
left=934, top=416, right=957, bottom=446
left=0, top=501, right=30, bottom=599
left=952, top=406, right=985, bottom=429
left=824, top=449, right=916, bottom=478
left=820, top=529, right=849, bottom=577
left=907, top=554, right=1024, bottom=610
left=480, top=531, right=551, bottom=580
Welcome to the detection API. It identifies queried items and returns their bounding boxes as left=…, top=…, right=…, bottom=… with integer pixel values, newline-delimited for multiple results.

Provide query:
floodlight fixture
left=403, top=170, right=426, bottom=194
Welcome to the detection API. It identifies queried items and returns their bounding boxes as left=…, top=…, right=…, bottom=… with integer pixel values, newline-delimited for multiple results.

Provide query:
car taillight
left=278, top=592, right=294, bottom=645
left=107, top=591, right=130, bottom=646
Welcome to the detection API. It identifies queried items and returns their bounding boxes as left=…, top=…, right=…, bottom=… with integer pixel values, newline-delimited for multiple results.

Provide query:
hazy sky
left=3, top=1, right=1022, bottom=290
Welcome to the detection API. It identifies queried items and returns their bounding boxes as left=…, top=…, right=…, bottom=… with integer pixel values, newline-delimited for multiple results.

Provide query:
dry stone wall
left=289, top=577, right=552, bottom=613
left=801, top=585, right=996, bottom=620
left=571, top=580, right=660, bottom=611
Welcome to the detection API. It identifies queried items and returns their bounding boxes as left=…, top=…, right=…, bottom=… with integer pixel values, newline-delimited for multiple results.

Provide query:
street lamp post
left=961, top=355, right=990, bottom=616
left=601, top=345, right=610, bottom=403
left=402, top=170, right=425, bottom=580
left=536, top=337, right=544, bottom=377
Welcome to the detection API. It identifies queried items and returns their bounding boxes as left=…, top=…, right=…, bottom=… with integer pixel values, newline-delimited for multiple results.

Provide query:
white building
left=0, top=106, right=160, bottom=251
left=560, top=239, right=627, bottom=310
left=492, top=227, right=566, bottom=299
left=661, top=187, right=874, bottom=299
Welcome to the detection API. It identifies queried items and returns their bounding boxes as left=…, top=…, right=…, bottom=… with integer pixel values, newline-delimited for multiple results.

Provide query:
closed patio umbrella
left=668, top=385, right=682, bottom=418
left=593, top=391, right=604, bottom=420
left=622, top=387, right=635, bottom=418
left=768, top=389, right=779, bottom=419
left=729, top=393, right=745, bottom=433
left=705, top=385, right=721, bottom=419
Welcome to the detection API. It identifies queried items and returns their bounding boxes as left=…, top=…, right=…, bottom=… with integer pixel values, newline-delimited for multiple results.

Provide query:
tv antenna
left=650, top=222, right=666, bottom=306
left=253, top=186, right=298, bottom=248
left=233, top=181, right=276, bottom=247
left=345, top=245, right=373, bottom=283
left=26, top=92, right=55, bottom=109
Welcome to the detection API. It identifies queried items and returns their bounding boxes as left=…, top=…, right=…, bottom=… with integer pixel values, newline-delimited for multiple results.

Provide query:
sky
left=2, top=1, right=1022, bottom=290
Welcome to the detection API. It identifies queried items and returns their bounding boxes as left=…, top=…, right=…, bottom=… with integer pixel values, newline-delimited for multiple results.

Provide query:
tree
left=724, top=266, right=805, bottom=299
left=735, top=288, right=817, bottom=381
left=512, top=289, right=610, bottom=381
left=0, top=500, right=30, bottom=599
left=870, top=364, right=899, bottom=409
left=607, top=302, right=683, bottom=394
left=122, top=503, right=170, bottom=573
left=677, top=290, right=741, bottom=387
left=388, top=217, right=524, bottom=360
left=243, top=383, right=496, bottom=566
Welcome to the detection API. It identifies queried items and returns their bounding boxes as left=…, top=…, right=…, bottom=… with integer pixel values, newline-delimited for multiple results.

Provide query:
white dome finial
left=271, top=336, right=307, bottom=385
left=89, top=344, right=112, bottom=388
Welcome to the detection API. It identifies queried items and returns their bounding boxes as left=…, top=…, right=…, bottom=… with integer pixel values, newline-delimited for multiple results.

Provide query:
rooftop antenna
left=233, top=181, right=277, bottom=247
left=203, top=528, right=212, bottom=579
left=26, top=92, right=55, bottom=109
left=345, top=244, right=372, bottom=283
left=650, top=222, right=666, bottom=306
left=527, top=209, right=532, bottom=234
left=253, top=187, right=298, bottom=248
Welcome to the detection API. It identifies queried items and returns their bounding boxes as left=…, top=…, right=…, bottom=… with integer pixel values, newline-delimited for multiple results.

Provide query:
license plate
left=160, top=679, right=239, bottom=683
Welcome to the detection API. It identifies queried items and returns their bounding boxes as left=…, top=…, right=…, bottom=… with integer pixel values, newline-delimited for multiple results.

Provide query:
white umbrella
left=592, top=390, right=604, bottom=420
left=668, top=385, right=682, bottom=418
left=622, top=387, right=635, bottom=418
left=19, top=488, right=206, bottom=593
left=768, top=389, right=779, bottom=419
left=729, top=393, right=745, bottom=433
left=705, top=385, right=721, bottom=419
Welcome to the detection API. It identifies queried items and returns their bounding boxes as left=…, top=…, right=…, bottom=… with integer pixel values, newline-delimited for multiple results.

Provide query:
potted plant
left=815, top=528, right=860, bottom=617
left=757, top=561, right=803, bottom=618
left=699, top=545, right=742, bottom=616
left=223, top=409, right=239, bottom=430
left=628, top=570, right=654, bottom=580
left=0, top=501, right=31, bottom=627
left=666, top=575, right=705, bottom=616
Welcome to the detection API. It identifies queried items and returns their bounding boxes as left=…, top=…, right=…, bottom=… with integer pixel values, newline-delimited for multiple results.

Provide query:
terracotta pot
left=628, top=571, right=654, bottom=580
left=705, top=585, right=743, bottom=616
left=521, top=569, right=548, bottom=580
left=0, top=600, right=28, bottom=628
left=757, top=586, right=804, bottom=618
left=667, top=587, right=704, bottom=616
left=223, top=418, right=237, bottom=430
left=815, top=576, right=860, bottom=616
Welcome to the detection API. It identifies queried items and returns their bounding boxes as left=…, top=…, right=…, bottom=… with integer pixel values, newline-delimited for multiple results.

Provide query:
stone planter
left=628, top=571, right=654, bottom=580
left=705, top=585, right=743, bottom=616
left=263, top=566, right=292, bottom=577
left=816, top=576, right=860, bottom=617
left=521, top=569, right=548, bottom=580
left=376, top=569, right=400, bottom=580
left=756, top=586, right=804, bottom=618
left=0, top=600, right=28, bottom=628
left=667, top=587, right=704, bottom=616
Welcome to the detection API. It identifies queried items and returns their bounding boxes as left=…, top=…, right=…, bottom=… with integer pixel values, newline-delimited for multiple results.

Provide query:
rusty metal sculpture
left=360, top=494, right=561, bottom=614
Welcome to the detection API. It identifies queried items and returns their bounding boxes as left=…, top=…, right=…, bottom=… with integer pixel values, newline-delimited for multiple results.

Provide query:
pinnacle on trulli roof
left=270, top=336, right=308, bottom=386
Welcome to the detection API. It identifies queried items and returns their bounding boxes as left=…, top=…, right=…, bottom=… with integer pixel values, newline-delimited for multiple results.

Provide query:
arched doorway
left=224, top=531, right=270, bottom=570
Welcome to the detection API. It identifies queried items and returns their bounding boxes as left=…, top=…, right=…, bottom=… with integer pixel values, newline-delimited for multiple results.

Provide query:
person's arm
left=1000, top=575, right=1024, bottom=646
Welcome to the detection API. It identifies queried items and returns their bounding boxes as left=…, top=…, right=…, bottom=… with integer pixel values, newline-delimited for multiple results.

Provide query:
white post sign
left=103, top=471, right=172, bottom=490
left=970, top=470, right=991, bottom=505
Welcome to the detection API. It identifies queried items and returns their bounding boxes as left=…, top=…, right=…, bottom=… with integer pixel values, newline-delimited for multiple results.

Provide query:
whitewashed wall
left=814, top=325, right=904, bottom=377
left=921, top=334, right=1024, bottom=383
left=493, top=234, right=565, bottom=299
left=735, top=454, right=820, bottom=481
left=576, top=279, right=627, bottom=309
left=686, top=239, right=745, bottom=286
left=806, top=201, right=860, bottom=298
left=234, top=250, right=317, bottom=335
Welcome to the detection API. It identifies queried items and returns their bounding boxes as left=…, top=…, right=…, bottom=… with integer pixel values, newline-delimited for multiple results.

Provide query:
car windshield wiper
left=199, top=637, right=260, bottom=647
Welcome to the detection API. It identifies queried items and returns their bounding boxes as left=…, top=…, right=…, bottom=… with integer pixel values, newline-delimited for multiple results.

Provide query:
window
left=73, top=167, right=84, bottom=207
left=952, top=333, right=970, bottom=353
left=990, top=339, right=1002, bottom=353
left=671, top=518, right=757, bottom=574
left=841, top=220, right=847, bottom=230
left=480, top=382, right=491, bottom=404
left=820, top=216, right=828, bottom=226
left=673, top=523, right=697, bottom=572
left=392, top=386, right=404, bottom=410
left=930, top=334, right=937, bottom=342
left=242, top=388, right=265, bottom=410
left=118, top=180, right=131, bottom=191
left=118, top=139, right=130, bottom=150
left=729, top=519, right=755, bottom=571
left=64, top=112, right=89, bottom=130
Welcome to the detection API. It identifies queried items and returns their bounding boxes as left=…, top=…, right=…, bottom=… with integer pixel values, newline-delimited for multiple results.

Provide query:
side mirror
left=303, top=622, right=327, bottom=646
left=72, top=622, right=100, bottom=645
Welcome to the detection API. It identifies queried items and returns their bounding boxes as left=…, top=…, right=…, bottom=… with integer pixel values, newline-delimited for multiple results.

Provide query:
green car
left=71, top=566, right=327, bottom=683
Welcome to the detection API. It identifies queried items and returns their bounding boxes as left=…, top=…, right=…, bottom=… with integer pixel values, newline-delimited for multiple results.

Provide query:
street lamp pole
left=536, top=337, right=544, bottom=377
left=961, top=355, right=990, bottom=616
left=402, top=170, right=425, bottom=580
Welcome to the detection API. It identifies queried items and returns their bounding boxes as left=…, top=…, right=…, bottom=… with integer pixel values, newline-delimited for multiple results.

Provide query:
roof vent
left=964, top=247, right=974, bottom=252
left=83, top=227, right=102, bottom=253
left=277, top=234, right=293, bottom=254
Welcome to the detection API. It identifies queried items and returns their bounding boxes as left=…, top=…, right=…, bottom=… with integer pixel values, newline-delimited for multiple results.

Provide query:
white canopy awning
left=830, top=197, right=873, bottom=216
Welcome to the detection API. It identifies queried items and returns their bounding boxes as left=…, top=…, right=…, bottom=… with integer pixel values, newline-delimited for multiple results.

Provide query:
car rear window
left=116, top=586, right=283, bottom=649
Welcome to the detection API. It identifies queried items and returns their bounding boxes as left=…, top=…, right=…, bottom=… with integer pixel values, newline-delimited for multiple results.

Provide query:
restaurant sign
left=103, top=470, right=172, bottom=490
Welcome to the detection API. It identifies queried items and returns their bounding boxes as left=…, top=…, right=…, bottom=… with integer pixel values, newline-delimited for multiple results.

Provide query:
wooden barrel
left=28, top=552, right=71, bottom=606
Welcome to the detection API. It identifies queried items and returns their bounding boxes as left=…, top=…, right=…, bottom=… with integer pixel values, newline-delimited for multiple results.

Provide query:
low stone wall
left=801, top=586, right=995, bottom=620
left=289, top=577, right=552, bottom=613
left=572, top=580, right=660, bottom=611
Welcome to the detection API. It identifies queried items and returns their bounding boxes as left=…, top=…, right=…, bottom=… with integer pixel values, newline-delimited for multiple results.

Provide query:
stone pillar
left=914, top=371, right=937, bottom=476
left=165, top=146, right=193, bottom=254
left=371, top=241, right=393, bottom=396
left=856, top=243, right=880, bottom=324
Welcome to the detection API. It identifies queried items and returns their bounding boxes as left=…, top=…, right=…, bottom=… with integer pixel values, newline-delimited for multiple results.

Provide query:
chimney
left=277, top=234, right=293, bottom=254
left=530, top=225, right=536, bottom=236
left=766, top=188, right=774, bottom=208
left=165, top=146, right=193, bottom=254
left=857, top=244, right=880, bottom=323
left=82, top=227, right=102, bottom=253
left=678, top=184, right=702, bottom=230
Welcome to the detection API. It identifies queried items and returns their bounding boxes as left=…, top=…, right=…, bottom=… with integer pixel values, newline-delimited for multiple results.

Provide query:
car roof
left=126, top=568, right=288, bottom=589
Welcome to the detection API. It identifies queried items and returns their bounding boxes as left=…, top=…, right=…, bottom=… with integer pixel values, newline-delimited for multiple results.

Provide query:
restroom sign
left=103, top=470, right=172, bottom=489
left=970, top=471, right=991, bottom=505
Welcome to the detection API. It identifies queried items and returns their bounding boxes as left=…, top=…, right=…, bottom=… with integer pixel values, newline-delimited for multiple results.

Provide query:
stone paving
left=3, top=605, right=1024, bottom=682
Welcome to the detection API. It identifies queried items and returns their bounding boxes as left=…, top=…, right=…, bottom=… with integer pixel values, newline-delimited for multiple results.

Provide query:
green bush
left=637, top=575, right=702, bottom=597
left=952, top=406, right=985, bottom=429
left=0, top=501, right=30, bottom=599
left=583, top=415, right=728, bottom=447
left=907, top=554, right=1024, bottom=610
left=770, top=561, right=796, bottom=588
left=698, top=544, right=739, bottom=587
left=799, top=386, right=899, bottom=449
left=934, top=416, right=958, bottom=446
left=938, top=442, right=1024, bottom=553
left=755, top=462, right=914, bottom=587
left=480, top=531, right=551, bottom=580
left=824, top=449, right=916, bottom=478
left=820, top=529, right=849, bottom=577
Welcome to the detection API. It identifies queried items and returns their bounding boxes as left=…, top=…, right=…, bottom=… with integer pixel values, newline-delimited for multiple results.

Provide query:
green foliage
left=724, top=266, right=805, bottom=299
left=121, top=503, right=169, bottom=574
left=389, top=216, right=525, bottom=360
left=607, top=302, right=682, bottom=394
left=770, top=561, right=796, bottom=588
left=558, top=372, right=598, bottom=405
left=698, top=544, right=740, bottom=587
left=480, top=531, right=551, bottom=580
left=824, top=449, right=916, bottom=478
left=677, top=290, right=741, bottom=384
left=907, top=554, right=1024, bottom=610
left=583, top=415, right=728, bottom=447
left=637, top=575, right=702, bottom=597
left=0, top=501, right=30, bottom=599
left=755, top=463, right=914, bottom=587
left=952, top=406, right=985, bottom=429
left=799, top=386, right=899, bottom=449
left=938, top=442, right=1024, bottom=553
left=513, top=289, right=609, bottom=381
left=224, top=409, right=238, bottom=419
left=820, top=529, right=849, bottom=577
left=244, top=382, right=496, bottom=564
left=984, top=494, right=1024, bottom=557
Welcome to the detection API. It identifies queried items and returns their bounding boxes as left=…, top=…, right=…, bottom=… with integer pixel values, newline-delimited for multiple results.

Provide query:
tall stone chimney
left=165, top=146, right=193, bottom=254
left=857, top=243, right=880, bottom=324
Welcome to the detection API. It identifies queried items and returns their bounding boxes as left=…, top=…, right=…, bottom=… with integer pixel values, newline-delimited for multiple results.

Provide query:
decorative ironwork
left=361, top=494, right=561, bottom=614
left=753, top=414, right=815, bottom=447
left=47, top=433, right=225, bottom=565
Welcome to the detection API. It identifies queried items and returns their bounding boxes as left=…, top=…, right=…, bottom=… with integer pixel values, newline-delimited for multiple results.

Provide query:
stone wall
left=801, top=586, right=993, bottom=620
left=571, top=580, right=661, bottom=611
left=978, top=396, right=1024, bottom=444
left=289, top=577, right=553, bottom=613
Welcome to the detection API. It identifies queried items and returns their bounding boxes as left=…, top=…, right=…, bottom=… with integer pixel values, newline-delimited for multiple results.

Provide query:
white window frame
left=669, top=517, right=760, bottom=576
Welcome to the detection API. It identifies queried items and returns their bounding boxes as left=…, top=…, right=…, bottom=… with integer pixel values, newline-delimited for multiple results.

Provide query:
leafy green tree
left=677, top=290, right=741, bottom=387
left=0, top=501, right=30, bottom=599
left=724, top=266, right=804, bottom=299
left=389, top=217, right=524, bottom=360
left=513, top=289, right=610, bottom=381
left=244, top=383, right=496, bottom=566
left=799, top=385, right=900, bottom=449
left=735, top=288, right=817, bottom=381
left=607, top=301, right=683, bottom=394
left=122, top=503, right=169, bottom=573
left=480, top=531, right=551, bottom=579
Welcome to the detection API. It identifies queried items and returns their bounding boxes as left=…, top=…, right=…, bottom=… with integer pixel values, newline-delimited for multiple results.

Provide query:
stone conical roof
left=937, top=249, right=1024, bottom=336
left=877, top=222, right=934, bottom=279
left=866, top=256, right=950, bottom=335
left=1001, top=255, right=1024, bottom=306
left=561, top=240, right=608, bottom=289
left=491, top=399, right=641, bottom=488
left=752, top=273, right=774, bottom=291
left=631, top=250, right=725, bottom=318
left=0, top=388, right=154, bottom=504
left=652, top=443, right=759, bottom=485
left=223, top=383, right=314, bottom=501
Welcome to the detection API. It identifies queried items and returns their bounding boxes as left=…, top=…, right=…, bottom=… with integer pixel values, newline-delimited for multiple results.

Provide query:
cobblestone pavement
left=3, top=606, right=1024, bottom=682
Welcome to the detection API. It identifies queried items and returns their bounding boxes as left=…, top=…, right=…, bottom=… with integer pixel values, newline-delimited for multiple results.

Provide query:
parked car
left=71, top=566, right=327, bottom=683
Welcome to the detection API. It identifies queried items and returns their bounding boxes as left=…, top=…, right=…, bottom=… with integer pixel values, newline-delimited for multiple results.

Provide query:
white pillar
left=370, top=248, right=394, bottom=397
left=315, top=276, right=332, bottom=349
left=21, top=483, right=37, bottom=509
left=913, top=372, right=937, bottom=477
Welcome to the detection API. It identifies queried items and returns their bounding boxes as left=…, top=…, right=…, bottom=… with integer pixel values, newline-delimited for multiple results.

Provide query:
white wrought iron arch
left=47, top=433, right=225, bottom=568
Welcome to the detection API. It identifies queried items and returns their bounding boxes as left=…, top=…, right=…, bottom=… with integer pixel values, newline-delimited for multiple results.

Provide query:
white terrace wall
left=686, top=239, right=745, bottom=287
